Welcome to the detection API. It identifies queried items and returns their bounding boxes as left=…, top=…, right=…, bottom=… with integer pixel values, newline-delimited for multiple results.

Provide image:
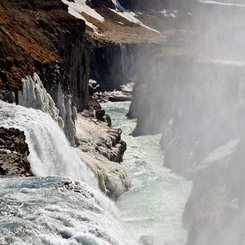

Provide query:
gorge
left=1, top=0, right=245, bottom=245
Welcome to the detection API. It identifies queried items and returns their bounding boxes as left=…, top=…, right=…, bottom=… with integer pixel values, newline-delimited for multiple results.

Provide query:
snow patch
left=199, top=0, right=245, bottom=7
left=111, top=0, right=126, bottom=11
left=111, top=9, right=160, bottom=33
left=111, top=0, right=160, bottom=33
left=61, top=0, right=104, bottom=34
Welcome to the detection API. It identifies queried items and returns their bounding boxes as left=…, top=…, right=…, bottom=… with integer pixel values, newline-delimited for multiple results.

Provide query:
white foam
left=0, top=177, right=136, bottom=244
left=0, top=100, right=95, bottom=185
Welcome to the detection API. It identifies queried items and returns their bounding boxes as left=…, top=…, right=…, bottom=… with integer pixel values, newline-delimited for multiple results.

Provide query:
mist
left=127, top=0, right=245, bottom=244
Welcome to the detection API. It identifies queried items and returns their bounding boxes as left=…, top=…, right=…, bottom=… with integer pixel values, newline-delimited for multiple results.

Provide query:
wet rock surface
left=93, top=89, right=133, bottom=103
left=0, top=127, right=33, bottom=177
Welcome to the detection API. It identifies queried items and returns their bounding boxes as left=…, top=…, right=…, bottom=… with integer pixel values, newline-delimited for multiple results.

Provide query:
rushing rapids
left=103, top=102, right=192, bottom=245
left=0, top=100, right=136, bottom=245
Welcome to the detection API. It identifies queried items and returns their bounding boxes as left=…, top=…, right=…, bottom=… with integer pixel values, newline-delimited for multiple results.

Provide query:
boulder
left=0, top=127, right=33, bottom=176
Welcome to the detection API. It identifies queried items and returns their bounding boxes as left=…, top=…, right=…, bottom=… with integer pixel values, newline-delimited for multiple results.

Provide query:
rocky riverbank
left=75, top=113, right=130, bottom=200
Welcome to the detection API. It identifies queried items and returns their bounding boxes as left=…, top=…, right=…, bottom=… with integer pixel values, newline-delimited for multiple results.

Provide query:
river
left=103, top=101, right=192, bottom=245
left=0, top=100, right=191, bottom=245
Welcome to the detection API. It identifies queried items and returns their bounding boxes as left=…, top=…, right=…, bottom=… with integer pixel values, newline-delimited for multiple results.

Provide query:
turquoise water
left=103, top=102, right=192, bottom=245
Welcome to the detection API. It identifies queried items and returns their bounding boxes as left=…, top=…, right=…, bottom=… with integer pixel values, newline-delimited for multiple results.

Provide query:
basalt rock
left=0, top=127, right=33, bottom=176
left=85, top=97, right=112, bottom=126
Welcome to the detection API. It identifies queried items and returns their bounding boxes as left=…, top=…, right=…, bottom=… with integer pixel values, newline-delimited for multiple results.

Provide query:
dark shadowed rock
left=0, top=127, right=33, bottom=177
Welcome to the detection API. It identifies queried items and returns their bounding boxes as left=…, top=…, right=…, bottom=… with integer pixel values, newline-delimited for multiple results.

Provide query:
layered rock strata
left=0, top=0, right=88, bottom=108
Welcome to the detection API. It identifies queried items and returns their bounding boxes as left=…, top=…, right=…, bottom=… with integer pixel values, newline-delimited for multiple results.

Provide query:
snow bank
left=62, top=0, right=104, bottom=34
left=111, top=0, right=160, bottom=33
left=199, top=0, right=245, bottom=7
left=111, top=9, right=160, bottom=33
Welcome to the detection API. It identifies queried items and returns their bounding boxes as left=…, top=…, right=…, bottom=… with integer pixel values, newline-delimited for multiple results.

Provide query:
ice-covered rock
left=18, top=74, right=77, bottom=145
left=19, top=73, right=64, bottom=128
left=75, top=114, right=130, bottom=200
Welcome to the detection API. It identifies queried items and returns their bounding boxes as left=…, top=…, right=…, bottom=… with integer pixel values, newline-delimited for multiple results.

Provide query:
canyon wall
left=128, top=49, right=245, bottom=245
left=127, top=2, right=245, bottom=244
left=0, top=0, right=91, bottom=144
left=0, top=127, right=33, bottom=177
left=0, top=0, right=131, bottom=198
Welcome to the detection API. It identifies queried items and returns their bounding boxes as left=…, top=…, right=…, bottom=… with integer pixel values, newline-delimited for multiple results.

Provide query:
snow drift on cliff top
left=62, top=0, right=104, bottom=34
left=62, top=0, right=160, bottom=34
left=199, top=0, right=245, bottom=7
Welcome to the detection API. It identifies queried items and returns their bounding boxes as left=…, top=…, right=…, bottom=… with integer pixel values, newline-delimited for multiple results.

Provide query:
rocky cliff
left=0, top=0, right=88, bottom=109
left=1, top=0, right=172, bottom=199
left=0, top=0, right=126, bottom=197
left=127, top=1, right=245, bottom=244
left=128, top=52, right=245, bottom=245
left=3, top=0, right=244, bottom=241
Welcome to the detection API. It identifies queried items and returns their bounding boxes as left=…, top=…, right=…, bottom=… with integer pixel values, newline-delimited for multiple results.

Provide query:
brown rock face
left=0, top=127, right=33, bottom=176
left=0, top=0, right=90, bottom=111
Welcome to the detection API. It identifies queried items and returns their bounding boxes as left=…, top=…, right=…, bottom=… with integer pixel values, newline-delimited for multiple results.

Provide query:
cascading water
left=119, top=44, right=137, bottom=82
left=0, top=100, right=136, bottom=245
left=120, top=44, right=128, bottom=77
left=0, top=100, right=93, bottom=184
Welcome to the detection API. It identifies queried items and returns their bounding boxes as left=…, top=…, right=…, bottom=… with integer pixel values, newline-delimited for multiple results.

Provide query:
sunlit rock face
left=0, top=0, right=89, bottom=113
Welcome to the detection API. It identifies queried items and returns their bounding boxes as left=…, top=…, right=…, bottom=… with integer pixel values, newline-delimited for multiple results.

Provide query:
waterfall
left=120, top=44, right=128, bottom=77
left=0, top=100, right=94, bottom=185
left=0, top=100, right=138, bottom=244
left=120, top=44, right=138, bottom=82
